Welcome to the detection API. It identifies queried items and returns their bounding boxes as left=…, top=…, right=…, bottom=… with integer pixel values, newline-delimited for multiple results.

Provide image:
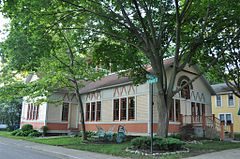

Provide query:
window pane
left=91, top=102, right=96, bottom=121
left=113, top=99, right=119, bottom=120
left=96, top=102, right=101, bottom=121
left=181, top=81, right=190, bottom=99
left=228, top=94, right=234, bottom=106
left=226, top=114, right=232, bottom=125
left=216, top=95, right=221, bottom=106
left=85, top=103, right=90, bottom=121
left=62, top=102, right=69, bottom=121
left=219, top=114, right=225, bottom=121
left=128, top=97, right=135, bottom=120
left=120, top=98, right=127, bottom=120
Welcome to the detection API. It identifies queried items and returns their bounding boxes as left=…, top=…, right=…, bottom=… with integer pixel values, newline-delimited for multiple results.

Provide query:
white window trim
left=215, top=95, right=222, bottom=107
left=85, top=100, right=101, bottom=122
left=227, top=93, right=235, bottom=107
left=218, top=113, right=233, bottom=125
left=112, top=96, right=136, bottom=122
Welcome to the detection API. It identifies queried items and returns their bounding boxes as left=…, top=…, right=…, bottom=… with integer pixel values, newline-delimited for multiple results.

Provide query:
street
left=0, top=137, right=66, bottom=159
left=0, top=137, right=123, bottom=159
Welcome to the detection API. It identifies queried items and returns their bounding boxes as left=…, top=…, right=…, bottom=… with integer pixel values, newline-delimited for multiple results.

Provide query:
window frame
left=228, top=93, right=234, bottom=107
left=113, top=96, right=136, bottom=121
left=85, top=103, right=90, bottom=121
left=216, top=95, right=222, bottom=107
left=219, top=113, right=233, bottom=125
left=26, top=103, right=39, bottom=120
left=61, top=102, right=69, bottom=121
left=96, top=101, right=101, bottom=121
left=113, top=99, right=120, bottom=121
left=128, top=97, right=135, bottom=120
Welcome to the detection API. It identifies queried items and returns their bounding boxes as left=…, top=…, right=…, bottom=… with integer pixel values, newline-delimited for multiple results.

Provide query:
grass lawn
left=1, top=131, right=240, bottom=159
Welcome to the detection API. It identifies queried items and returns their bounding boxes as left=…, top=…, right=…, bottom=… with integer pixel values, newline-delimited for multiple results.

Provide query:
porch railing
left=180, top=114, right=234, bottom=140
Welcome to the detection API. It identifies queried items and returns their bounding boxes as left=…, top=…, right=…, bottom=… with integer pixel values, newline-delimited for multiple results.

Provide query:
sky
left=0, top=13, right=10, bottom=42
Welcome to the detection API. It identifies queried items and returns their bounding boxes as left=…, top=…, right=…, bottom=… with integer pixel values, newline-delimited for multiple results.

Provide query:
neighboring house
left=20, top=58, right=215, bottom=136
left=211, top=83, right=240, bottom=133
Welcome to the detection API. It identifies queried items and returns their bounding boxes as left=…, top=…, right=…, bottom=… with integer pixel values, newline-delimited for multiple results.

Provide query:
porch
left=180, top=114, right=234, bottom=141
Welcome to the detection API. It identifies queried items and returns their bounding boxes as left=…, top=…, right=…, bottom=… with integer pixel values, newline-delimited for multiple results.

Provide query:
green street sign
left=147, top=74, right=158, bottom=84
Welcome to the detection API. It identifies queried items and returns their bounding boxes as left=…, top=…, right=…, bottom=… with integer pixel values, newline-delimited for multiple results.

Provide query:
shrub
left=41, top=126, right=48, bottom=136
left=168, top=133, right=181, bottom=140
left=131, top=136, right=184, bottom=151
left=21, top=124, right=33, bottom=132
left=77, top=131, right=96, bottom=138
left=179, top=124, right=195, bottom=140
left=28, top=131, right=42, bottom=137
left=11, top=129, right=22, bottom=136
left=131, top=136, right=151, bottom=149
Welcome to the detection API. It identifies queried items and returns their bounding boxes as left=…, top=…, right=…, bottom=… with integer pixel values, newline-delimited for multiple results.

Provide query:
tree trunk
left=75, top=88, right=87, bottom=140
left=155, top=81, right=169, bottom=137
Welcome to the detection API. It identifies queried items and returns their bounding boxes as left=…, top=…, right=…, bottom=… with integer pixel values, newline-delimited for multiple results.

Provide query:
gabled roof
left=79, top=73, right=131, bottom=94
left=79, top=58, right=175, bottom=94
left=79, top=58, right=215, bottom=95
left=211, top=83, right=232, bottom=94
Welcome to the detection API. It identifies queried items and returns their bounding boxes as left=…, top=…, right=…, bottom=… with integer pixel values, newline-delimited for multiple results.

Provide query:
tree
left=1, top=0, right=239, bottom=137
left=0, top=2, right=104, bottom=140
left=0, top=99, right=22, bottom=130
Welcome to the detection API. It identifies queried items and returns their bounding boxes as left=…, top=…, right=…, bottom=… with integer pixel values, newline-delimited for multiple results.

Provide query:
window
left=85, top=101, right=101, bottom=122
left=85, top=103, right=90, bottom=121
left=113, top=97, right=135, bottom=121
left=219, top=113, right=233, bottom=125
left=113, top=99, right=120, bottom=120
left=62, top=102, right=69, bottom=121
left=128, top=97, right=135, bottom=120
left=216, top=95, right=222, bottom=107
left=96, top=102, right=101, bottom=121
left=228, top=94, right=234, bottom=106
left=26, top=103, right=39, bottom=120
left=91, top=102, right=96, bottom=121
left=120, top=98, right=127, bottom=120
left=169, top=99, right=180, bottom=122
left=181, top=81, right=190, bottom=99
left=219, top=114, right=225, bottom=123
left=226, top=114, right=232, bottom=125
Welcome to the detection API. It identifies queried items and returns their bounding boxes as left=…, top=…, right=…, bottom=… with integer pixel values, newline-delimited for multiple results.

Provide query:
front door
left=69, top=104, right=78, bottom=129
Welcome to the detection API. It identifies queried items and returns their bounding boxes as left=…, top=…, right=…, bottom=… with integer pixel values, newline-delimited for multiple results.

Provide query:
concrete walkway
left=186, top=148, right=240, bottom=159
left=0, top=137, right=125, bottom=159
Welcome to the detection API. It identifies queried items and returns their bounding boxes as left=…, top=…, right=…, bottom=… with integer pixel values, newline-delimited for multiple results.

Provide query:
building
left=211, top=83, right=240, bottom=133
left=20, top=59, right=216, bottom=136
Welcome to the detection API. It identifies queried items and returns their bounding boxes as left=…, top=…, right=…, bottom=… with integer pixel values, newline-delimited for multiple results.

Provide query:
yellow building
left=211, top=83, right=240, bottom=133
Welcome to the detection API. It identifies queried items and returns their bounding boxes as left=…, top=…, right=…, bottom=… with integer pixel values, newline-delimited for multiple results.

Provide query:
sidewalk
left=0, top=137, right=125, bottom=159
left=186, top=148, right=240, bottom=159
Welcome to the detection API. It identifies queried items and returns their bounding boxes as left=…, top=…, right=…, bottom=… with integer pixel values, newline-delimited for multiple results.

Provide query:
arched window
left=181, top=80, right=190, bottom=99
left=177, top=76, right=192, bottom=99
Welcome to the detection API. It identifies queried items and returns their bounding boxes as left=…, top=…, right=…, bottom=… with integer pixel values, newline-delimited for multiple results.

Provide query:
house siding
left=212, top=94, right=240, bottom=133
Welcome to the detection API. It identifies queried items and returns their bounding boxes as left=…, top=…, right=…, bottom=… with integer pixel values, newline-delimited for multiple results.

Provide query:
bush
left=11, top=129, right=22, bottom=136
left=77, top=131, right=97, bottom=138
left=168, top=133, right=181, bottom=140
left=41, top=126, right=48, bottom=136
left=21, top=124, right=33, bottom=132
left=12, top=129, right=40, bottom=137
left=28, top=131, right=42, bottom=137
left=179, top=124, right=195, bottom=140
left=131, top=136, right=184, bottom=151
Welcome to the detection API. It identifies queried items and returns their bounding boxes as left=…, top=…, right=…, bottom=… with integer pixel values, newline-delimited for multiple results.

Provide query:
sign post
left=147, top=74, right=158, bottom=154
